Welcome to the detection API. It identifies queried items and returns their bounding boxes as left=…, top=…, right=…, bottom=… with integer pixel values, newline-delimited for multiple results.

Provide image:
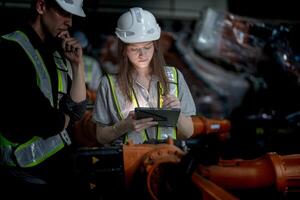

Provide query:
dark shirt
left=0, top=25, right=67, bottom=143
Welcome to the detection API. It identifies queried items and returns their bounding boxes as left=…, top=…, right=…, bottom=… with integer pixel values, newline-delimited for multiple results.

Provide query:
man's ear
left=36, top=0, right=46, bottom=15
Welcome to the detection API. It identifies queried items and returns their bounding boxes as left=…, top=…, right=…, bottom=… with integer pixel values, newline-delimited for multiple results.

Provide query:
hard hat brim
left=56, top=1, right=86, bottom=17
left=115, top=30, right=161, bottom=44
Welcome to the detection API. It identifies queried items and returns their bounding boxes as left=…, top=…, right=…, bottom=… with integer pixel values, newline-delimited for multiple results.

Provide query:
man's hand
left=57, top=31, right=83, bottom=65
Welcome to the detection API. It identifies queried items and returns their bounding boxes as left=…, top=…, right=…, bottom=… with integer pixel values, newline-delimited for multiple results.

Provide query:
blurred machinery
left=195, top=153, right=300, bottom=200
left=178, top=6, right=300, bottom=159
left=72, top=114, right=300, bottom=200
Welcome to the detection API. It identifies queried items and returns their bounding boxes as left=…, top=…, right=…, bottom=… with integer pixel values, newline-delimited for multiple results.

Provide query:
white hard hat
left=55, top=0, right=86, bottom=17
left=115, top=7, right=161, bottom=43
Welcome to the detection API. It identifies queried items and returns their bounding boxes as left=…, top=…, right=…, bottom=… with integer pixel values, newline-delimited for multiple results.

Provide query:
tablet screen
left=135, top=107, right=180, bottom=127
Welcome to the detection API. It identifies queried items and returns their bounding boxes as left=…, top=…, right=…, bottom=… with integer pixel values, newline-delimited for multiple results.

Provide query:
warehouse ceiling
left=0, top=0, right=299, bottom=36
left=228, top=0, right=300, bottom=21
left=0, top=0, right=227, bottom=20
left=1, top=0, right=299, bottom=20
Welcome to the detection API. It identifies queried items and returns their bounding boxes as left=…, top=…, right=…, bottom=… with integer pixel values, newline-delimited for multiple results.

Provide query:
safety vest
left=83, top=55, right=94, bottom=84
left=0, top=30, right=71, bottom=168
left=107, top=66, right=179, bottom=144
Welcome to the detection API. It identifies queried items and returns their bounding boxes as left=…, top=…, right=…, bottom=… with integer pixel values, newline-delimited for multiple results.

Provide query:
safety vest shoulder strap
left=157, top=66, right=178, bottom=140
left=53, top=51, right=69, bottom=97
left=165, top=66, right=178, bottom=84
left=2, top=30, right=54, bottom=106
left=107, top=74, right=124, bottom=120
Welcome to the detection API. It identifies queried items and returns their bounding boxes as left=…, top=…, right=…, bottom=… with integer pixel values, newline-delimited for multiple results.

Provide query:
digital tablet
left=135, top=107, right=181, bottom=127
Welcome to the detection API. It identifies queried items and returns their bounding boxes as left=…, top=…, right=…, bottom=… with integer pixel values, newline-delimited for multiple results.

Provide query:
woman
left=93, top=7, right=196, bottom=145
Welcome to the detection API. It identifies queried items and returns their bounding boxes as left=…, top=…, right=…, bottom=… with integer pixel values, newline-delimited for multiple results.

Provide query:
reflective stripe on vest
left=83, top=56, right=94, bottom=83
left=107, top=66, right=178, bottom=144
left=157, top=67, right=178, bottom=140
left=54, top=51, right=69, bottom=95
left=0, top=31, right=70, bottom=168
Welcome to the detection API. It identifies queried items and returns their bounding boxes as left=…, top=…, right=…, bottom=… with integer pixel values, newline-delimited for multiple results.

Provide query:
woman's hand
left=124, top=111, right=158, bottom=132
left=162, top=94, right=181, bottom=109
left=162, top=95, right=193, bottom=139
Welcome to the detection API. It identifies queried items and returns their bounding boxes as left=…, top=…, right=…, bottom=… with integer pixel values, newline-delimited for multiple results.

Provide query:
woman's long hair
left=117, top=39, right=170, bottom=102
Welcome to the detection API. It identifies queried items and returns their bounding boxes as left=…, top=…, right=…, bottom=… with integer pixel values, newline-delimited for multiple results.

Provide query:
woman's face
left=126, top=41, right=154, bottom=70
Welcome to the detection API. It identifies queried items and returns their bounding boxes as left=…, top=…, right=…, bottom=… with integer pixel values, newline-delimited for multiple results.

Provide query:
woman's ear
left=36, top=0, right=46, bottom=15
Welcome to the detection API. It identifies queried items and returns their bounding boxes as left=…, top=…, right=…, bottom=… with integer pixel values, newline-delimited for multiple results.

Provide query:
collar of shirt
left=132, top=73, right=159, bottom=88
left=131, top=75, right=159, bottom=108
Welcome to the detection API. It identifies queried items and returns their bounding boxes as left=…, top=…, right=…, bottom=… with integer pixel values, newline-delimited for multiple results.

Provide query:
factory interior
left=0, top=0, right=299, bottom=199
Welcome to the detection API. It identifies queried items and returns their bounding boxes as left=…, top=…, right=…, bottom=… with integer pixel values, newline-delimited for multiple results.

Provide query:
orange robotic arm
left=192, top=116, right=231, bottom=141
left=195, top=152, right=300, bottom=193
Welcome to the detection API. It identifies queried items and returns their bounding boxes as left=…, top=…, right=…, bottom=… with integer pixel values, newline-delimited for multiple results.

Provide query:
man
left=0, top=0, right=87, bottom=198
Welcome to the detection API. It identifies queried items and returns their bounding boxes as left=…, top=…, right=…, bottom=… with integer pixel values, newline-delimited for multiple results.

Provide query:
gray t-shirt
left=93, top=67, right=196, bottom=141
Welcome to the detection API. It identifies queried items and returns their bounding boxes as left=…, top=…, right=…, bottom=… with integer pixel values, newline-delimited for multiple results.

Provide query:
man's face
left=40, top=0, right=72, bottom=38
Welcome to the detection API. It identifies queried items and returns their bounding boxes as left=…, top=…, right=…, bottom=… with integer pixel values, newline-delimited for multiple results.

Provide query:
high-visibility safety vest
left=83, top=55, right=94, bottom=84
left=0, top=30, right=71, bottom=168
left=107, top=66, right=179, bottom=144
